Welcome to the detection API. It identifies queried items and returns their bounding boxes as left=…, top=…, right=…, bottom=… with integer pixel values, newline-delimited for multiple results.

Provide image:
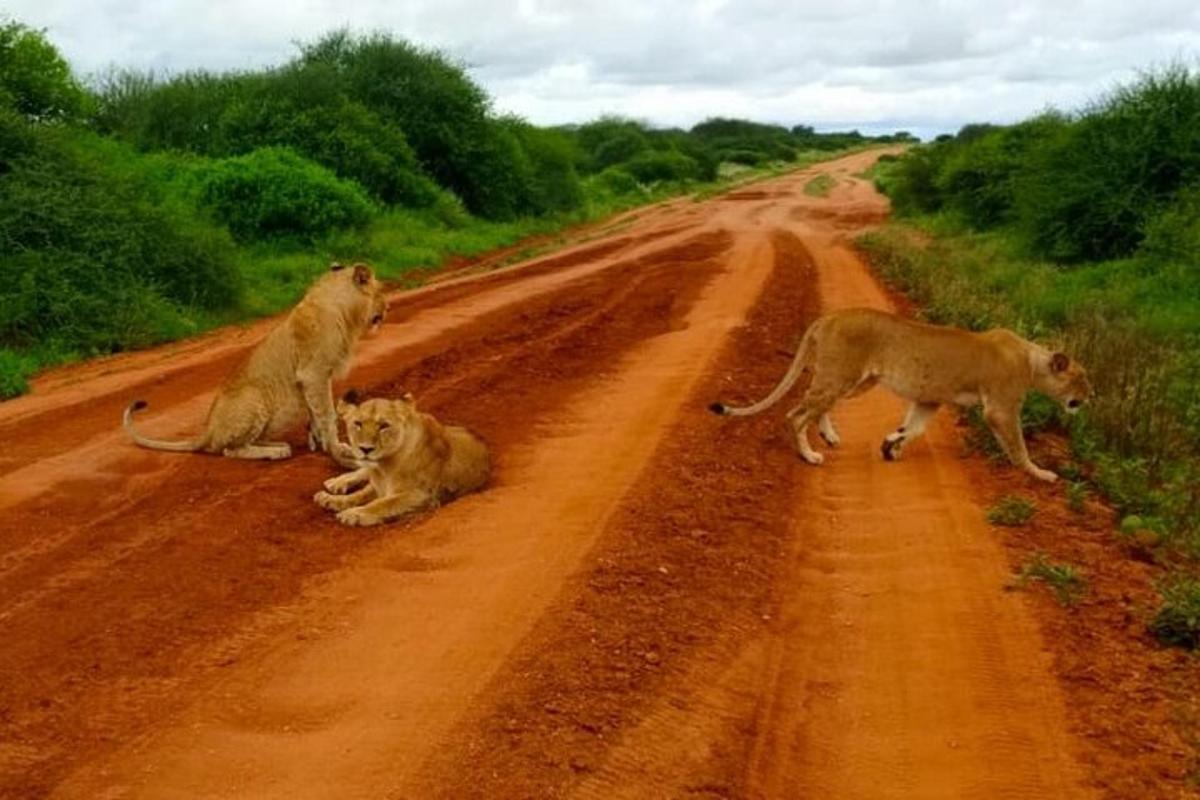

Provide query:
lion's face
left=338, top=395, right=420, bottom=461
left=330, top=261, right=388, bottom=334
left=1039, top=352, right=1092, bottom=415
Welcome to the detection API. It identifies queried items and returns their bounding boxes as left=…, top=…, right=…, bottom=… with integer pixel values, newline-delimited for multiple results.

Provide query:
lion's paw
left=336, top=507, right=379, bottom=527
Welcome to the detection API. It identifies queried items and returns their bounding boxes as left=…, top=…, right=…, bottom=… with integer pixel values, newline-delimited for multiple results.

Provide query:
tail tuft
left=708, top=402, right=728, bottom=416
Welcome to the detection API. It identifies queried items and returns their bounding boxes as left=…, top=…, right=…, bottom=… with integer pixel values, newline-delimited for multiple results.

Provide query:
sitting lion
left=710, top=308, right=1091, bottom=482
left=315, top=392, right=491, bottom=526
left=123, top=262, right=387, bottom=461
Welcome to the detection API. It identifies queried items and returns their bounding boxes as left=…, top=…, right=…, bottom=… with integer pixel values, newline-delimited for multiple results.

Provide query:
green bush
left=0, top=21, right=88, bottom=120
left=936, top=115, right=1065, bottom=229
left=1150, top=576, right=1200, bottom=649
left=0, top=348, right=32, bottom=398
left=1015, top=66, right=1200, bottom=262
left=588, top=167, right=644, bottom=196
left=507, top=122, right=585, bottom=215
left=298, top=30, right=533, bottom=219
left=1140, top=183, right=1200, bottom=263
left=0, top=120, right=239, bottom=354
left=193, top=147, right=375, bottom=241
left=622, top=150, right=700, bottom=183
left=96, top=65, right=442, bottom=210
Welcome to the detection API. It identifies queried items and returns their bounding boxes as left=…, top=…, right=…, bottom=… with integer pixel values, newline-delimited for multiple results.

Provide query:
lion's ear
left=337, top=388, right=361, bottom=415
left=352, top=263, right=372, bottom=288
left=401, top=391, right=415, bottom=405
left=1050, top=352, right=1070, bottom=373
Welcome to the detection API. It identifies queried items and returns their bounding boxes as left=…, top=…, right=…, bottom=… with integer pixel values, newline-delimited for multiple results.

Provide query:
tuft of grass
left=803, top=172, right=837, bottom=197
left=987, top=495, right=1036, bottom=526
left=1016, top=554, right=1087, bottom=606
left=0, top=349, right=34, bottom=399
left=1066, top=481, right=1089, bottom=513
left=1150, top=576, right=1200, bottom=649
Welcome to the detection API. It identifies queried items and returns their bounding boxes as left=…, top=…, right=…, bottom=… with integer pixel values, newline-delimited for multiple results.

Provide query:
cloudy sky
left=7, top=0, right=1200, bottom=138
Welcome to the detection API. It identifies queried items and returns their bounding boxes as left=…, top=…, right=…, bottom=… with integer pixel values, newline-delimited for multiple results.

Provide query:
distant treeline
left=0, top=20, right=909, bottom=395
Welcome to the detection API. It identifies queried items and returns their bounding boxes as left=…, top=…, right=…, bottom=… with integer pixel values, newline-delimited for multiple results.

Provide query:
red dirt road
left=0, top=151, right=1159, bottom=798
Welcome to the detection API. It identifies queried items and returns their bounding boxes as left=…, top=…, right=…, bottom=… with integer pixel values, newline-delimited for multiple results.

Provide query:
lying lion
left=710, top=308, right=1091, bottom=482
left=315, top=392, right=490, bottom=526
left=124, top=262, right=387, bottom=462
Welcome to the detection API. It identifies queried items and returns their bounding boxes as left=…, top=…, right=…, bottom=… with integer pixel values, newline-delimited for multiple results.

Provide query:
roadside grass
left=1150, top=575, right=1200, bottom=649
left=803, top=173, right=837, bottom=197
left=987, top=495, right=1037, bottom=527
left=1015, top=553, right=1088, bottom=607
left=858, top=223, right=1200, bottom=556
left=1066, top=481, right=1089, bottom=513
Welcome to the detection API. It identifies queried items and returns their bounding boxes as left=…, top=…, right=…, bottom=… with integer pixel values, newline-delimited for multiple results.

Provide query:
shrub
left=297, top=30, right=531, bottom=219
left=194, top=147, right=376, bottom=241
left=96, top=65, right=442, bottom=210
left=0, top=21, right=88, bottom=120
left=0, top=348, right=32, bottom=398
left=0, top=120, right=239, bottom=356
left=622, top=150, right=700, bottom=183
left=1150, top=575, right=1200, bottom=649
left=1016, top=65, right=1200, bottom=262
left=589, top=167, right=644, bottom=196
left=987, top=495, right=1036, bottom=526
left=507, top=122, right=585, bottom=215
left=723, top=149, right=766, bottom=166
left=1140, top=183, right=1200, bottom=264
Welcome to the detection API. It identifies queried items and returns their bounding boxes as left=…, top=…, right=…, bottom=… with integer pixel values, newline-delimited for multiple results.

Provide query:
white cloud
left=6, top=0, right=1200, bottom=137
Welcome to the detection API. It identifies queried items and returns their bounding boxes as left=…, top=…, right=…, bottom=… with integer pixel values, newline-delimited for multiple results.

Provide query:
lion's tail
left=709, top=319, right=821, bottom=418
left=123, top=400, right=203, bottom=452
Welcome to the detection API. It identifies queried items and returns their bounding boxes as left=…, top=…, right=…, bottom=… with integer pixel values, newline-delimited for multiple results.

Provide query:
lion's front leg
left=983, top=399, right=1057, bottom=483
left=335, top=487, right=433, bottom=527
left=298, top=371, right=339, bottom=453
left=315, top=483, right=377, bottom=513
left=324, top=467, right=371, bottom=495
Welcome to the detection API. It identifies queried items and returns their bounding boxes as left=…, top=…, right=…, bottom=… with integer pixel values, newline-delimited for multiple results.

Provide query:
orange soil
left=0, top=150, right=1194, bottom=800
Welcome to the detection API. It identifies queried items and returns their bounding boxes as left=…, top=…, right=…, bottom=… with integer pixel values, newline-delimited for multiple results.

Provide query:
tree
left=0, top=21, right=88, bottom=120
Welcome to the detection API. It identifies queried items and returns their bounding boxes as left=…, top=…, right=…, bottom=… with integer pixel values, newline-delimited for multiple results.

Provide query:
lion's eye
left=378, top=422, right=390, bottom=431
left=354, top=421, right=362, bottom=429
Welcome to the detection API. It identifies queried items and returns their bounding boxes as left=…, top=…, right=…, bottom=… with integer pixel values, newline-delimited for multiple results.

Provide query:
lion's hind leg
left=881, top=402, right=938, bottom=462
left=818, top=414, right=841, bottom=447
left=223, top=442, right=292, bottom=460
left=786, top=387, right=844, bottom=465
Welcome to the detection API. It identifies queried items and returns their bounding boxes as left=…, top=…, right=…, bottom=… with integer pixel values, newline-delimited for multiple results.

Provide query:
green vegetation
left=1066, top=481, right=1089, bottom=514
left=803, top=173, right=837, bottom=197
left=0, top=18, right=908, bottom=399
left=1150, top=575, right=1200, bottom=649
left=987, top=495, right=1037, bottom=527
left=1016, top=554, right=1087, bottom=607
left=862, top=64, right=1200, bottom=557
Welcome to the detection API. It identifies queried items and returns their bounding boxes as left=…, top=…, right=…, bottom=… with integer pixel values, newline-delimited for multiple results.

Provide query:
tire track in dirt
left=410, top=229, right=820, bottom=799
